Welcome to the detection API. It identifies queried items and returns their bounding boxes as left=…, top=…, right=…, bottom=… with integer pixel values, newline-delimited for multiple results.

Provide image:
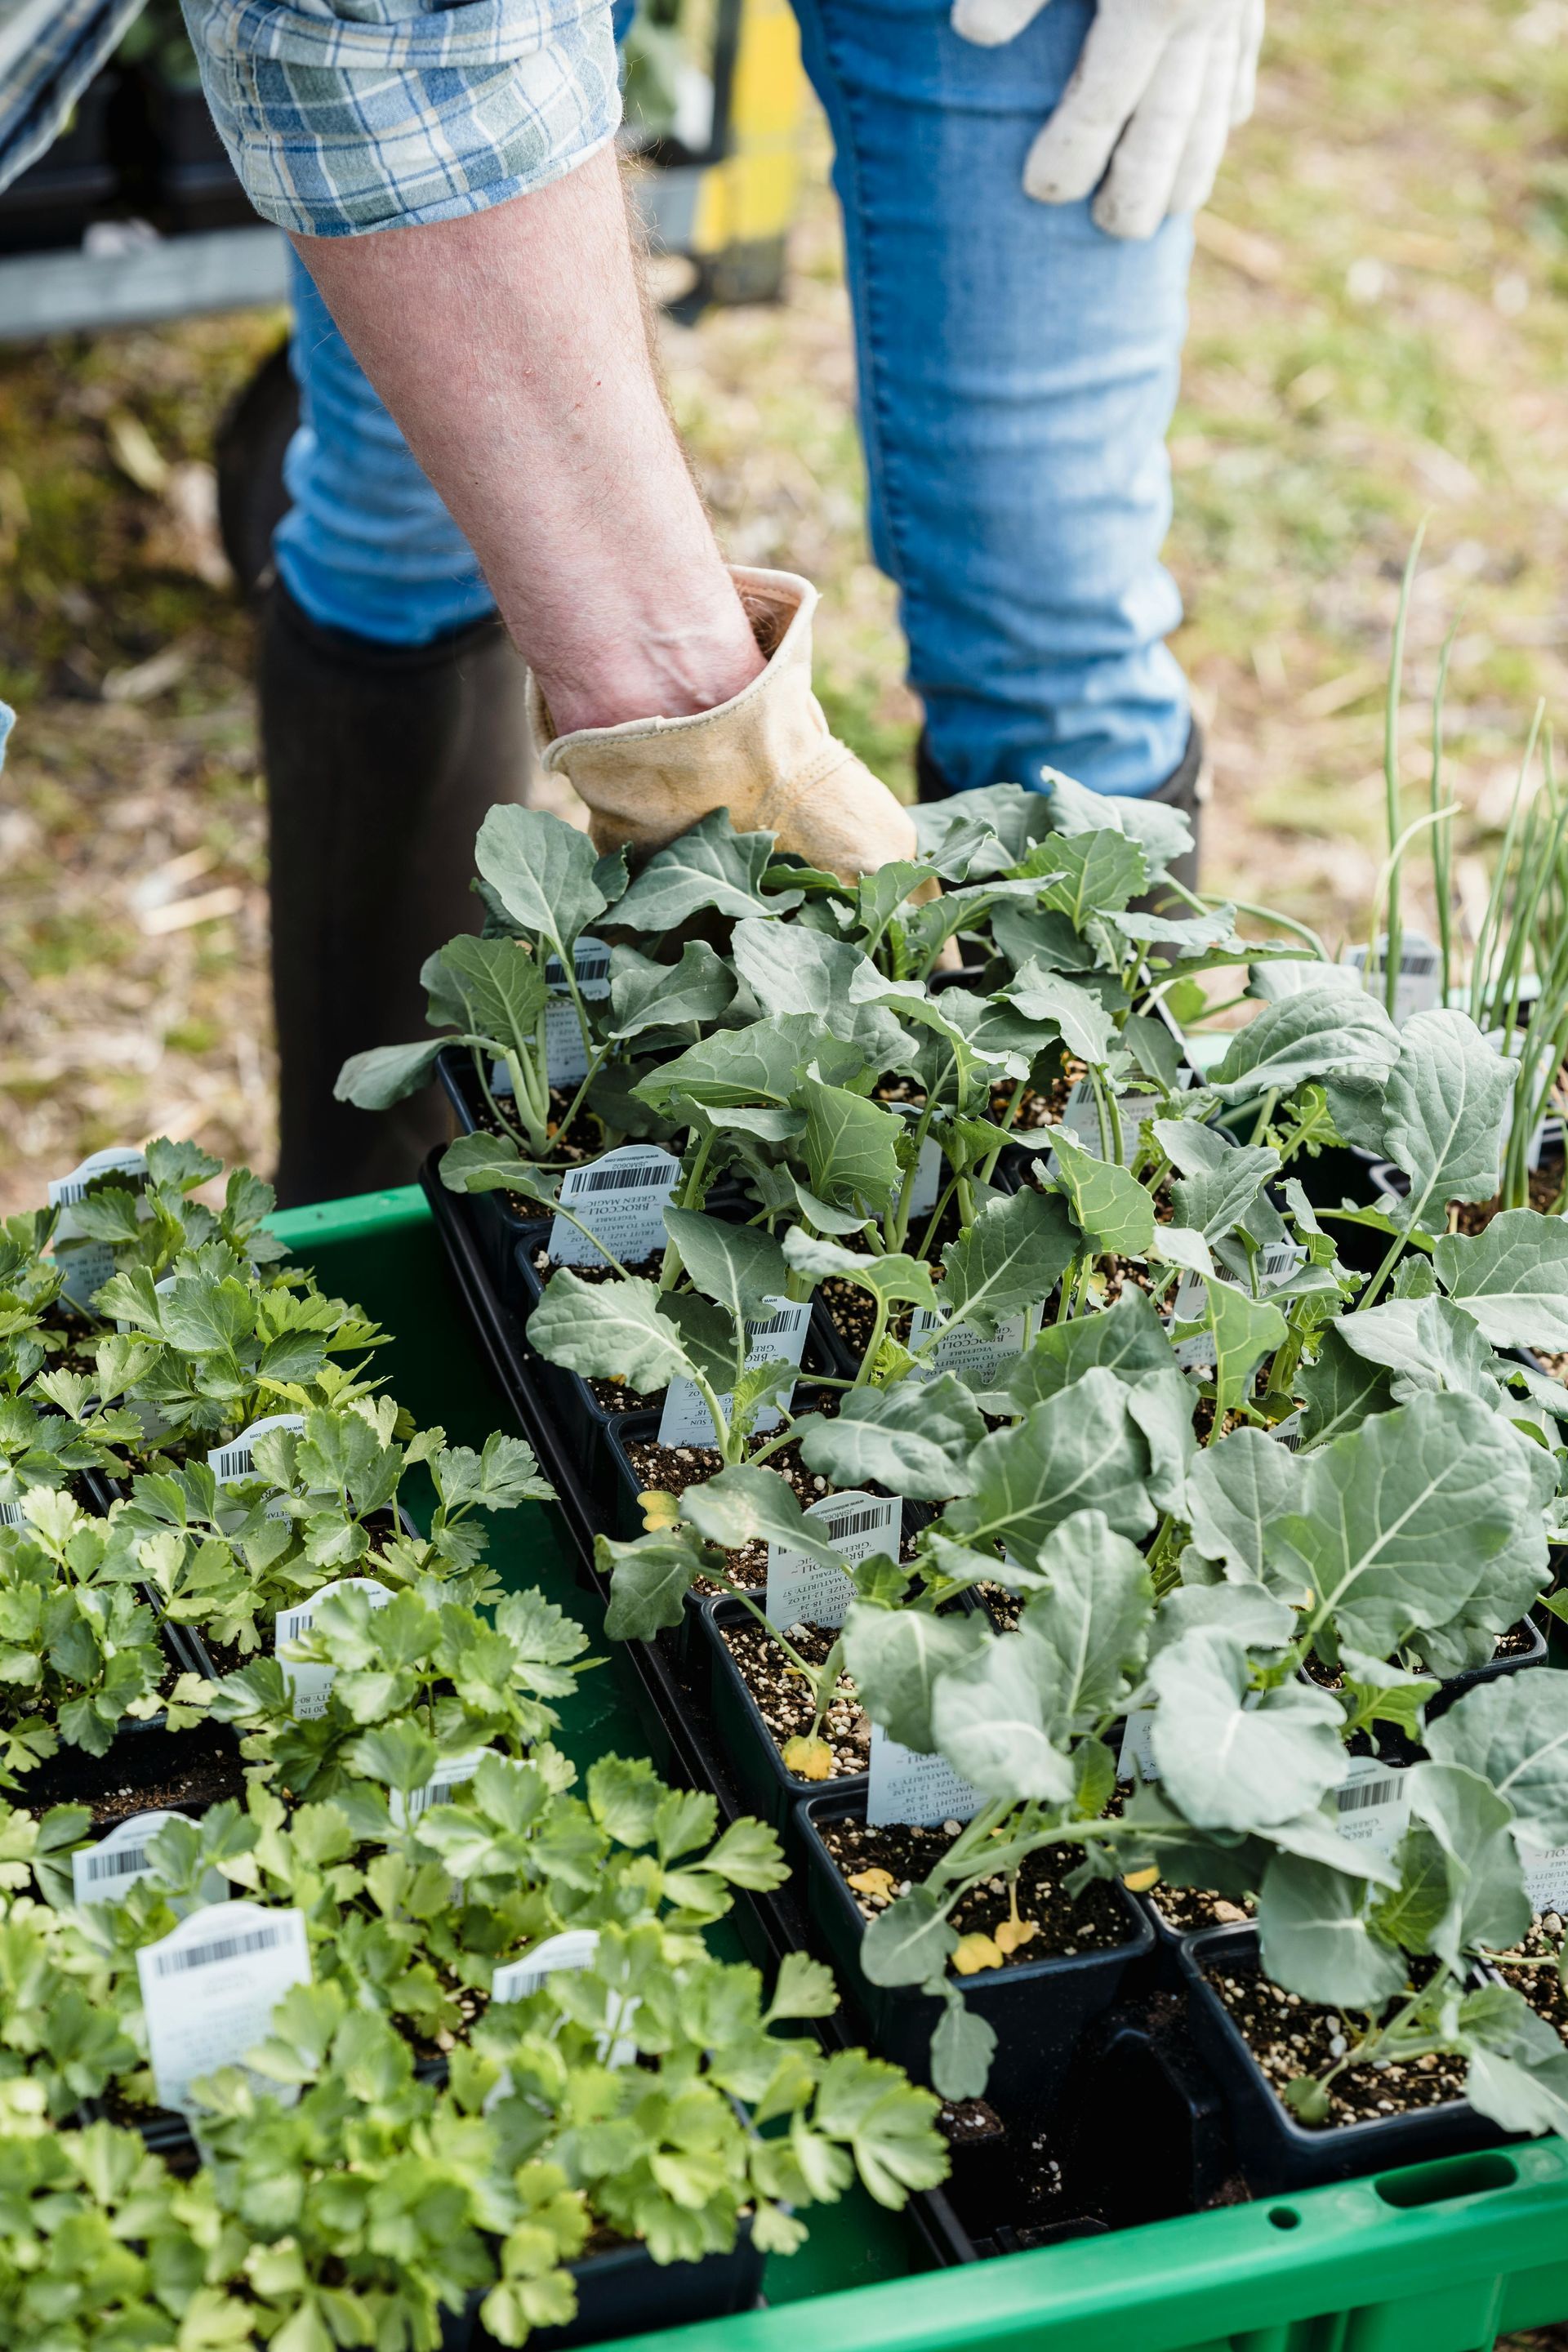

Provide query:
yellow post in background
left=690, top=0, right=804, bottom=305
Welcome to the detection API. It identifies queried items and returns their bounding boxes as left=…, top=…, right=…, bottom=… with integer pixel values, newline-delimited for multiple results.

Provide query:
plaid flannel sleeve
left=180, top=0, right=621, bottom=237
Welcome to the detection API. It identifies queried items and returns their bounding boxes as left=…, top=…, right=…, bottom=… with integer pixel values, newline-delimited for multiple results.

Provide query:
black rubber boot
left=914, top=720, right=1204, bottom=893
left=260, top=585, right=532, bottom=1208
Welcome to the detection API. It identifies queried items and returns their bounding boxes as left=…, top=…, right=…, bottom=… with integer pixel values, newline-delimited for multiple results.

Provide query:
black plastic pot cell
left=797, top=1794, right=1155, bottom=2100
left=447, top=2221, right=763, bottom=2352
left=0, top=74, right=119, bottom=254
left=702, top=1596, right=870, bottom=1844
left=1178, top=1925, right=1504, bottom=2194
left=16, top=1713, right=245, bottom=1829
left=1060, top=1997, right=1240, bottom=2228
left=1425, top=1613, right=1548, bottom=1713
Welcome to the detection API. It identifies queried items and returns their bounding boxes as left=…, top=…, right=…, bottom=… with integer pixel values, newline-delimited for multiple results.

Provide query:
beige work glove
left=952, top=0, right=1262, bottom=240
left=527, top=568, right=920, bottom=882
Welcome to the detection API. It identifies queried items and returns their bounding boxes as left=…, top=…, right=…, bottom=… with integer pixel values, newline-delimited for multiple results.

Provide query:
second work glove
left=952, top=0, right=1263, bottom=240
left=528, top=567, right=920, bottom=882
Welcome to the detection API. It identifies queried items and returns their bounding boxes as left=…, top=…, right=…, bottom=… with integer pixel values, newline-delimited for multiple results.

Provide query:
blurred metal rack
left=0, top=221, right=289, bottom=342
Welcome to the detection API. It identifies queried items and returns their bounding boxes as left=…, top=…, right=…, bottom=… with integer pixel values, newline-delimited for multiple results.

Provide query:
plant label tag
left=1055, top=1071, right=1194, bottom=1169
left=549, top=1145, right=681, bottom=1268
left=138, top=1900, right=311, bottom=2117
left=388, top=1748, right=487, bottom=1829
left=866, top=1726, right=983, bottom=1829
left=1341, top=933, right=1441, bottom=1027
left=275, top=1575, right=394, bottom=1719
left=492, top=1928, right=604, bottom=2004
left=541, top=934, right=612, bottom=1087
left=907, top=1304, right=1034, bottom=1388
left=1271, top=1410, right=1304, bottom=1450
left=48, top=1147, right=150, bottom=1307
left=1521, top=1844, right=1568, bottom=1918
left=1117, top=1708, right=1160, bottom=1782
left=1334, top=1757, right=1410, bottom=1855
left=211, top=1414, right=305, bottom=1528
left=208, top=1414, right=306, bottom=1488
left=0, top=1496, right=24, bottom=1529
left=72, top=1810, right=182, bottom=1906
left=490, top=1929, right=638, bottom=2072
left=1256, top=1241, right=1307, bottom=1289
left=1168, top=1275, right=1215, bottom=1370
left=765, top=1490, right=901, bottom=1629
left=657, top=1294, right=811, bottom=1447
left=899, top=1137, right=944, bottom=1220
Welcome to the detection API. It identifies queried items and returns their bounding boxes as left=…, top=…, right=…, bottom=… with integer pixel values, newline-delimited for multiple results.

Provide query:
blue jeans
left=279, top=0, right=1191, bottom=797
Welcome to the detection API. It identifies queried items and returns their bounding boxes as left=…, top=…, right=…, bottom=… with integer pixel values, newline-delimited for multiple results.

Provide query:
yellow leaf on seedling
left=993, top=1917, right=1038, bottom=1954
left=951, top=1934, right=1004, bottom=1976
left=1123, top=1865, right=1160, bottom=1893
left=782, top=1735, right=833, bottom=1781
left=639, top=1490, right=679, bottom=1532
left=847, top=1868, right=897, bottom=1898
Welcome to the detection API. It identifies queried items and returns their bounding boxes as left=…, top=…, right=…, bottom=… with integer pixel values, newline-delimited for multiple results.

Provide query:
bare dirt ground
left=4, top=0, right=1568, bottom=1212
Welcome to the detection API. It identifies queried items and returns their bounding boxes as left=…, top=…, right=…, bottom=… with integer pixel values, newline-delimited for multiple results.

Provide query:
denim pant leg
left=276, top=250, right=496, bottom=645
left=791, top=0, right=1192, bottom=797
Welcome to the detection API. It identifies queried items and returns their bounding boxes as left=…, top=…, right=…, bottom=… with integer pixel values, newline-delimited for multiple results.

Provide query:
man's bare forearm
left=292, top=147, right=762, bottom=732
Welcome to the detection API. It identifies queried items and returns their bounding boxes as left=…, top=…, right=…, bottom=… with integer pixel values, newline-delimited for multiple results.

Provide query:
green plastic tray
left=269, top=1186, right=1568, bottom=2352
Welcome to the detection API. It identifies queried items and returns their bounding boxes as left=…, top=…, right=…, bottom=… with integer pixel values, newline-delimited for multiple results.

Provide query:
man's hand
left=530, top=568, right=921, bottom=884
left=952, top=0, right=1263, bottom=240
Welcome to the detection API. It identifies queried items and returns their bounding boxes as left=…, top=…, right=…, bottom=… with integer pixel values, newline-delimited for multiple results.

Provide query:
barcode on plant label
left=1339, top=1775, right=1400, bottom=1813
left=747, top=1305, right=800, bottom=1339
left=577, top=1163, right=666, bottom=1196
left=1334, top=1757, right=1409, bottom=1854
left=151, top=1922, right=291, bottom=1976
left=1271, top=1410, right=1304, bottom=1450
left=48, top=1147, right=149, bottom=1217
left=765, top=1489, right=901, bottom=1631
left=389, top=1749, right=485, bottom=1828
left=276, top=1577, right=394, bottom=1719
left=208, top=1414, right=305, bottom=1487
left=1257, top=1241, right=1307, bottom=1288
left=866, top=1726, right=984, bottom=1829
left=657, top=1293, right=811, bottom=1448
left=138, top=1902, right=311, bottom=2118
left=820, top=1504, right=888, bottom=1542
left=0, top=1498, right=24, bottom=1528
left=548, top=1145, right=680, bottom=1268
left=543, top=938, right=612, bottom=1000
left=72, top=1809, right=181, bottom=1906
left=91, top=1845, right=152, bottom=1879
